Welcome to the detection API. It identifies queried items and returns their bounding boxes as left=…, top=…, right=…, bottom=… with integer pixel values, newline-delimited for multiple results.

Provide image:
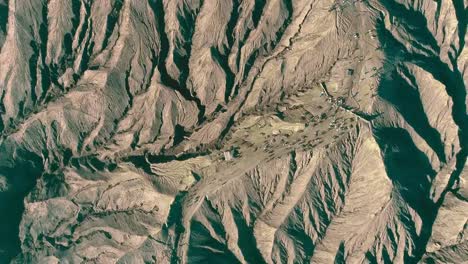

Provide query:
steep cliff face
left=0, top=0, right=466, bottom=263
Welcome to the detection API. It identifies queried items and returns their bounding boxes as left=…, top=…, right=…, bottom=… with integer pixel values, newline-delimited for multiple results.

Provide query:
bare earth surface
left=0, top=0, right=466, bottom=263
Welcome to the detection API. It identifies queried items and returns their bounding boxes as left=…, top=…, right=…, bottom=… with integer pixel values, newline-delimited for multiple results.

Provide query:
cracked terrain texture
left=0, top=0, right=467, bottom=263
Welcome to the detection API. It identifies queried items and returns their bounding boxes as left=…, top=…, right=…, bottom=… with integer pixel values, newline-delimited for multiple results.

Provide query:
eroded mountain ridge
left=0, top=0, right=466, bottom=263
